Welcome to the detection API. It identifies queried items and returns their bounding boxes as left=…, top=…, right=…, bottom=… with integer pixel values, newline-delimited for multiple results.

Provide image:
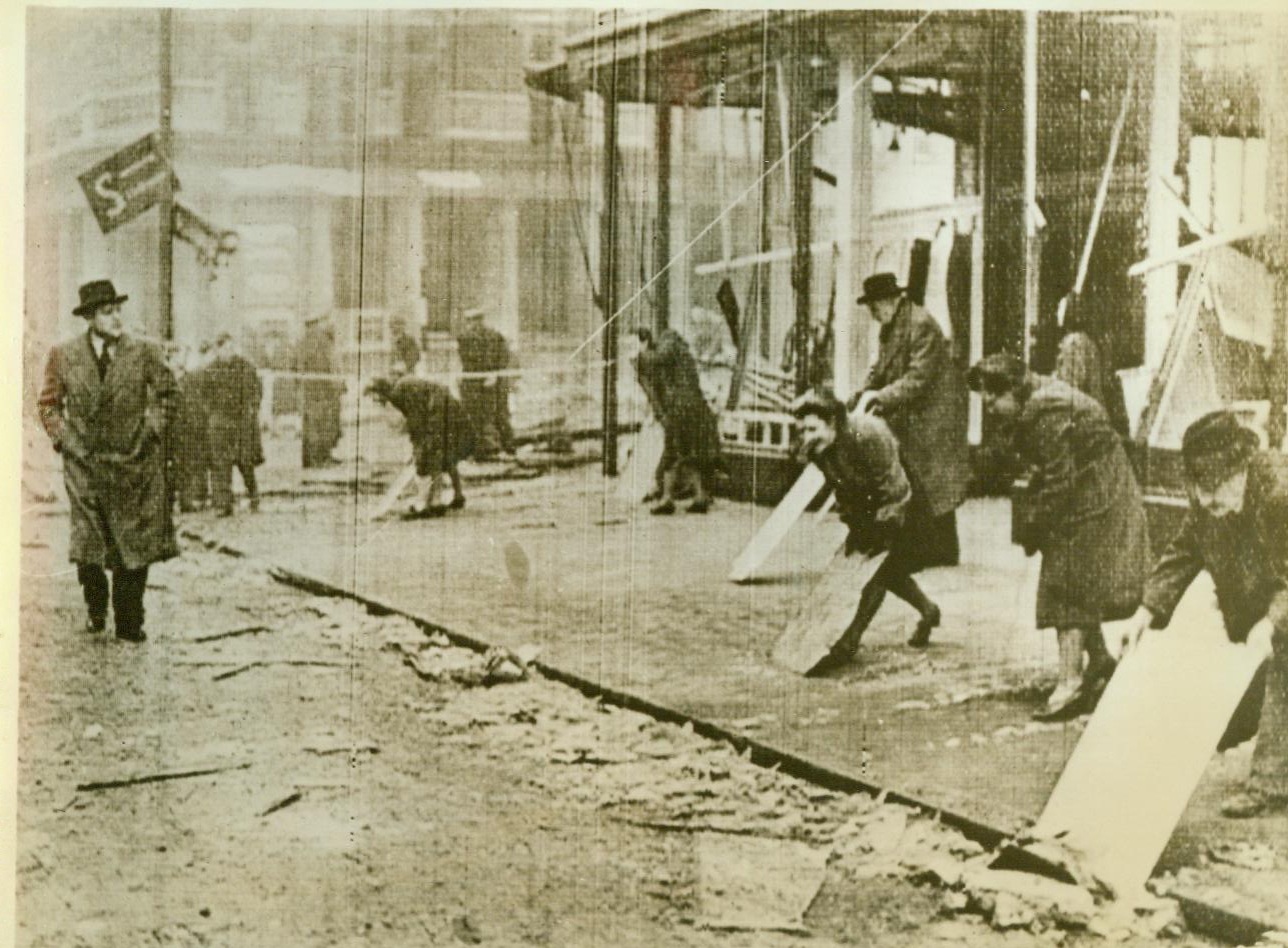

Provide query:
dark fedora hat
left=73, top=279, right=128, bottom=317
left=856, top=272, right=904, bottom=306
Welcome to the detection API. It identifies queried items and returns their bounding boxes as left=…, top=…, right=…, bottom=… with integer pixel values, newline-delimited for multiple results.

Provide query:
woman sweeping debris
left=366, top=376, right=473, bottom=519
left=793, top=390, right=945, bottom=676
left=968, top=353, right=1149, bottom=721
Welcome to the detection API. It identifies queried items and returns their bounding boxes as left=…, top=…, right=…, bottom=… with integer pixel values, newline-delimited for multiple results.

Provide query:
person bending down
left=366, top=376, right=473, bottom=519
left=1118, top=410, right=1288, bottom=818
left=793, top=391, right=944, bottom=677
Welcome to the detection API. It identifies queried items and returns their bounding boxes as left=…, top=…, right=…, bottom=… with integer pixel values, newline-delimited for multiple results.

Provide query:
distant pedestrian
left=391, top=318, right=421, bottom=376
left=199, top=333, right=264, bottom=516
left=793, top=391, right=943, bottom=675
left=37, top=279, right=178, bottom=642
left=366, top=375, right=473, bottom=519
left=455, top=307, right=515, bottom=458
left=968, top=352, right=1149, bottom=721
left=1118, top=411, right=1288, bottom=818
left=169, top=344, right=211, bottom=512
left=297, top=315, right=345, bottom=468
left=631, top=328, right=722, bottom=515
left=849, top=272, right=969, bottom=570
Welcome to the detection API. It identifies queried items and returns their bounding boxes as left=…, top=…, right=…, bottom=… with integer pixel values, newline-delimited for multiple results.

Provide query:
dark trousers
left=77, top=564, right=149, bottom=635
left=211, top=460, right=258, bottom=513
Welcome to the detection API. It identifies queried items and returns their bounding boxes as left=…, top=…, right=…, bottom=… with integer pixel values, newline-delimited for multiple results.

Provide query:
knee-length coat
left=385, top=376, right=473, bottom=476
left=38, top=332, right=179, bottom=569
left=861, top=299, right=970, bottom=518
left=1013, top=376, right=1149, bottom=629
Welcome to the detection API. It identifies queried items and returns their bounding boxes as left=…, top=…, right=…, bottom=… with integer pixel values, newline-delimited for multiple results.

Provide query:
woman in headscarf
left=968, top=353, right=1150, bottom=720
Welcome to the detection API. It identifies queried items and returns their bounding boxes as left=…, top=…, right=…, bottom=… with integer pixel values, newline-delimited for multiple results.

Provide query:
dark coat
left=1054, top=332, right=1131, bottom=439
left=198, top=354, right=264, bottom=468
left=633, top=330, right=722, bottom=473
left=296, top=325, right=344, bottom=452
left=1014, top=377, right=1149, bottom=629
left=385, top=377, right=473, bottom=476
left=38, top=332, right=179, bottom=569
left=809, top=414, right=910, bottom=535
left=862, top=298, right=970, bottom=518
left=1143, top=451, right=1288, bottom=642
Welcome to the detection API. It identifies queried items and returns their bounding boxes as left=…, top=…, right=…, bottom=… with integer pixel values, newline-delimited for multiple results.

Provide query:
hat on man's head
left=855, top=272, right=904, bottom=306
left=73, top=279, right=128, bottom=316
left=364, top=377, right=396, bottom=402
left=1181, top=410, right=1259, bottom=485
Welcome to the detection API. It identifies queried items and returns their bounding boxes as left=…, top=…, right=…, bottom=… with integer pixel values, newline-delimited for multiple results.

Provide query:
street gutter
left=180, top=526, right=1281, bottom=945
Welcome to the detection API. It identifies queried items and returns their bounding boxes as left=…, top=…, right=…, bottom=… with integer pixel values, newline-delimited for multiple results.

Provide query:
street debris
left=692, top=833, right=828, bottom=932
left=194, top=624, right=272, bottom=643
left=391, top=629, right=540, bottom=687
left=76, top=762, right=252, bottom=792
left=1208, top=841, right=1278, bottom=872
left=303, top=739, right=380, bottom=757
left=259, top=790, right=305, bottom=817
left=212, top=659, right=345, bottom=682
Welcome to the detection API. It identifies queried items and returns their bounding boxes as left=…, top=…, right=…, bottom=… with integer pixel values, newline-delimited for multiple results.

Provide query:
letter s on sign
left=93, top=173, right=127, bottom=218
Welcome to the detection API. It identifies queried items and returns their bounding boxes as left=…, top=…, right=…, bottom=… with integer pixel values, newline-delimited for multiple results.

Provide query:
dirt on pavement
left=17, top=513, right=1223, bottom=948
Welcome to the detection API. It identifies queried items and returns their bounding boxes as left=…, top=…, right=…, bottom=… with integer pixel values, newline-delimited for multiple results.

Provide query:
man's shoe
left=115, top=628, right=147, bottom=643
left=650, top=500, right=677, bottom=516
left=449, top=495, right=466, bottom=510
left=908, top=604, right=942, bottom=649
left=686, top=498, right=711, bottom=514
left=216, top=507, right=234, bottom=518
left=248, top=497, right=260, bottom=512
left=85, top=616, right=107, bottom=635
left=1220, top=788, right=1285, bottom=819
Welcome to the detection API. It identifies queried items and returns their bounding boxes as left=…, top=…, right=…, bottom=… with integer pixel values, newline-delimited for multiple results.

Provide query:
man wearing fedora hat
left=37, top=279, right=178, bottom=642
left=455, top=307, right=516, bottom=459
left=850, top=272, right=970, bottom=581
left=1118, top=410, right=1288, bottom=818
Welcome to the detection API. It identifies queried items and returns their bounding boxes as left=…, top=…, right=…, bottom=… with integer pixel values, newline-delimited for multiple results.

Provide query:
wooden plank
left=1031, top=582, right=1271, bottom=899
left=616, top=420, right=665, bottom=504
left=369, top=463, right=417, bottom=522
left=728, top=464, right=828, bottom=583
left=771, top=548, right=887, bottom=674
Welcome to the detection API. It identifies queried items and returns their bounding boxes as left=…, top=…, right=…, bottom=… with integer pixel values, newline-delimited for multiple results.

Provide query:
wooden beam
left=1125, top=223, right=1270, bottom=278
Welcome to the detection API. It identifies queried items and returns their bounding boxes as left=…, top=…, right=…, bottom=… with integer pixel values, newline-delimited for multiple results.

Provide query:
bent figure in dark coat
left=793, top=392, right=945, bottom=675
left=632, top=328, right=722, bottom=515
left=366, top=376, right=473, bottom=518
left=38, top=279, right=178, bottom=642
left=1118, top=411, right=1288, bottom=818
left=969, top=352, right=1149, bottom=721
left=849, top=273, right=970, bottom=568
left=199, top=334, right=264, bottom=516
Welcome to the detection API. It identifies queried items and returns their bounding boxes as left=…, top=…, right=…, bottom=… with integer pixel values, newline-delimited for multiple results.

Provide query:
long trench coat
left=38, top=332, right=179, bottom=569
left=634, top=329, right=722, bottom=475
left=861, top=298, right=970, bottom=519
left=1013, top=376, right=1149, bottom=629
left=297, top=325, right=344, bottom=462
left=198, top=354, right=264, bottom=468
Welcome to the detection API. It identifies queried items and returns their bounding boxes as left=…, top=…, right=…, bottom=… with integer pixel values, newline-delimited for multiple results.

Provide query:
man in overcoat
left=849, top=273, right=970, bottom=568
left=297, top=315, right=345, bottom=468
left=455, top=308, right=515, bottom=458
left=169, top=343, right=211, bottom=512
left=1119, top=411, right=1288, bottom=818
left=199, top=333, right=264, bottom=516
left=37, top=279, right=178, bottom=642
